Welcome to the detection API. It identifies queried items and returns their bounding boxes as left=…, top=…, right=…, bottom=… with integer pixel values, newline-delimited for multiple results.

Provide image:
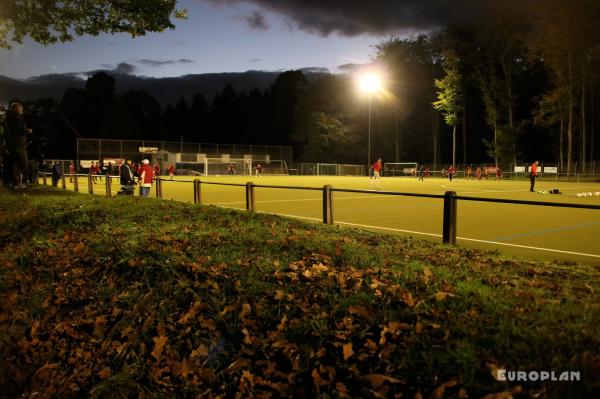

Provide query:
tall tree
left=0, top=0, right=186, bottom=48
left=433, top=51, right=463, bottom=167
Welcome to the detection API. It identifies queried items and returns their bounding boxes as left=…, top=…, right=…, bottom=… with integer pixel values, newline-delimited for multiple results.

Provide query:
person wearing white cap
left=138, top=159, right=154, bottom=197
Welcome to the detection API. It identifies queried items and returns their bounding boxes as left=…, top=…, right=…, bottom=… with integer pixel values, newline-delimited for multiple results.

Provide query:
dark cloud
left=336, top=63, right=365, bottom=72
left=203, top=0, right=522, bottom=36
left=113, top=63, right=139, bottom=75
left=136, top=58, right=196, bottom=67
left=245, top=10, right=269, bottom=30
left=299, top=67, right=329, bottom=74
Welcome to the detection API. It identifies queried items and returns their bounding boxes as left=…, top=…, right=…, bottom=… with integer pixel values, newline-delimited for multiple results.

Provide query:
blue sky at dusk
left=0, top=0, right=386, bottom=79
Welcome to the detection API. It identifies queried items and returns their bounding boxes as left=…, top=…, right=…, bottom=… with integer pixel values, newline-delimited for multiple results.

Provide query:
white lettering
left=570, top=371, right=580, bottom=381
left=517, top=371, right=527, bottom=381
left=559, top=372, right=569, bottom=381
left=497, top=370, right=507, bottom=381
left=540, top=371, right=550, bottom=381
left=507, top=371, right=516, bottom=381
left=528, top=371, right=539, bottom=381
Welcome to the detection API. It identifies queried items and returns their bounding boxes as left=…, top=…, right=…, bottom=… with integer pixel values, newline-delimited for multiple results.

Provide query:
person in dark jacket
left=51, top=161, right=61, bottom=186
left=3, top=102, right=32, bottom=188
left=119, top=159, right=135, bottom=195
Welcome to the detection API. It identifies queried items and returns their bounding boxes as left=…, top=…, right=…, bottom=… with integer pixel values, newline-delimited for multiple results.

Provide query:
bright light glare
left=359, top=74, right=381, bottom=93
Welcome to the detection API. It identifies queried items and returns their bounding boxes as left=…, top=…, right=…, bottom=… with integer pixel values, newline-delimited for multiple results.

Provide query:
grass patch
left=0, top=186, right=599, bottom=398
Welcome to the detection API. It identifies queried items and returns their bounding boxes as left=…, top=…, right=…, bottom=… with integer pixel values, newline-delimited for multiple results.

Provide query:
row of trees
left=403, top=0, right=600, bottom=172
left=10, top=0, right=600, bottom=170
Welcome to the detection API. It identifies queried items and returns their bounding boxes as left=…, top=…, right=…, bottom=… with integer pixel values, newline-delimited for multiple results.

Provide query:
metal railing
left=38, top=173, right=600, bottom=246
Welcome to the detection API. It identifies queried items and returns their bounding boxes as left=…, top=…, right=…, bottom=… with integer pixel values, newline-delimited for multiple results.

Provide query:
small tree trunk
left=567, top=50, right=574, bottom=174
left=462, top=99, right=467, bottom=165
left=452, top=113, right=457, bottom=167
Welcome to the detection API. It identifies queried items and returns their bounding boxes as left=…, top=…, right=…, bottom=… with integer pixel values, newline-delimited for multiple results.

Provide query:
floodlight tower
left=359, top=74, right=381, bottom=170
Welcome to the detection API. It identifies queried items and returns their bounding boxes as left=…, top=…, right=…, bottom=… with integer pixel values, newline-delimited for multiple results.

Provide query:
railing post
left=73, top=174, right=79, bottom=192
left=194, top=179, right=201, bottom=204
left=61, top=171, right=66, bottom=189
left=442, top=191, right=457, bottom=245
left=88, top=173, right=93, bottom=195
left=155, top=178, right=162, bottom=198
left=323, top=184, right=333, bottom=225
left=246, top=182, right=255, bottom=211
left=105, top=174, right=112, bottom=197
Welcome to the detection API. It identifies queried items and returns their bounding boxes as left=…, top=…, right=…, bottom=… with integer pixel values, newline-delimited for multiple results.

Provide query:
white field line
left=212, top=194, right=400, bottom=206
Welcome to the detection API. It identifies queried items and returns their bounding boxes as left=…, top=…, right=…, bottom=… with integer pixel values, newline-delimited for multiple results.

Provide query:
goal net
left=340, top=164, right=365, bottom=176
left=384, top=162, right=418, bottom=177
left=317, top=163, right=340, bottom=176
left=204, top=158, right=252, bottom=176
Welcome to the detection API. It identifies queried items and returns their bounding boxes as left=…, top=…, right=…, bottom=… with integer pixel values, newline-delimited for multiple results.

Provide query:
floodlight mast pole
left=368, top=93, right=371, bottom=172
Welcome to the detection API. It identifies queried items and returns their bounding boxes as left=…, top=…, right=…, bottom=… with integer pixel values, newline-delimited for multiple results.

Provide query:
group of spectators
left=116, top=159, right=175, bottom=196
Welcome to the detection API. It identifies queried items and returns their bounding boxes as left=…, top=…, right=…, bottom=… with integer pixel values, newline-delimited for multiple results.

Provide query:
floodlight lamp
left=360, top=74, right=381, bottom=93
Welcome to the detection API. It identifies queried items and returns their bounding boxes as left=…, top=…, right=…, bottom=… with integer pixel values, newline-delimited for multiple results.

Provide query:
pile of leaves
left=0, top=187, right=599, bottom=398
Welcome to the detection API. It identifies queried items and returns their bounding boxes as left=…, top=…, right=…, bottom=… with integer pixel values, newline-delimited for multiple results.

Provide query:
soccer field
left=54, top=174, right=600, bottom=264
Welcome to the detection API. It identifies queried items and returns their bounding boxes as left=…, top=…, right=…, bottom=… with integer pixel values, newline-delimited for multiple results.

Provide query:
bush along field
left=0, top=187, right=599, bottom=399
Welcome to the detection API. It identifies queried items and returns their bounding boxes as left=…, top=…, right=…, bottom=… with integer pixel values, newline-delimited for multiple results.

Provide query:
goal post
left=384, top=162, right=418, bottom=177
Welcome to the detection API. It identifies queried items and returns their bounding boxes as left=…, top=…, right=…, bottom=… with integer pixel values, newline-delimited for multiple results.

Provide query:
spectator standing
left=138, top=159, right=154, bottom=197
left=107, top=162, right=115, bottom=176
left=51, top=161, right=61, bottom=186
left=119, top=158, right=135, bottom=195
left=3, top=101, right=32, bottom=188
left=370, top=158, right=383, bottom=189
left=530, top=160, right=539, bottom=192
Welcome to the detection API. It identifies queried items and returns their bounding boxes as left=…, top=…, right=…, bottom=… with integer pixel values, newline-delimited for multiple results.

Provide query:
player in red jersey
left=370, top=158, right=382, bottom=189
left=168, top=163, right=175, bottom=180
left=69, top=161, right=75, bottom=182
left=448, top=165, right=456, bottom=181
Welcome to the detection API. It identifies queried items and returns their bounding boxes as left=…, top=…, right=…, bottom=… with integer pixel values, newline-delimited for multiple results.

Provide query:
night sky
left=0, top=0, right=520, bottom=80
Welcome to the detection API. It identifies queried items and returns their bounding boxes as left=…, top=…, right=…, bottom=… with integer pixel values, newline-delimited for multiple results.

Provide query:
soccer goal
left=340, top=164, right=365, bottom=176
left=384, top=162, right=418, bottom=177
left=204, top=158, right=252, bottom=176
left=317, top=163, right=341, bottom=176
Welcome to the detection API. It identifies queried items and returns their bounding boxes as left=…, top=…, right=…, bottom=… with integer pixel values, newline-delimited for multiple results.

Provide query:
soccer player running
left=168, top=163, right=175, bottom=180
left=370, top=158, right=383, bottom=189
left=495, top=167, right=502, bottom=181
left=530, top=160, right=539, bottom=192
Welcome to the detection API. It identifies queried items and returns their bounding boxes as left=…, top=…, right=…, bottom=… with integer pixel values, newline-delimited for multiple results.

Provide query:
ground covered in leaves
left=0, top=187, right=599, bottom=399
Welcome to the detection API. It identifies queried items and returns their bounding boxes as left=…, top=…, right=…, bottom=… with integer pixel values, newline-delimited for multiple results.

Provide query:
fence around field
left=38, top=172, right=600, bottom=253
